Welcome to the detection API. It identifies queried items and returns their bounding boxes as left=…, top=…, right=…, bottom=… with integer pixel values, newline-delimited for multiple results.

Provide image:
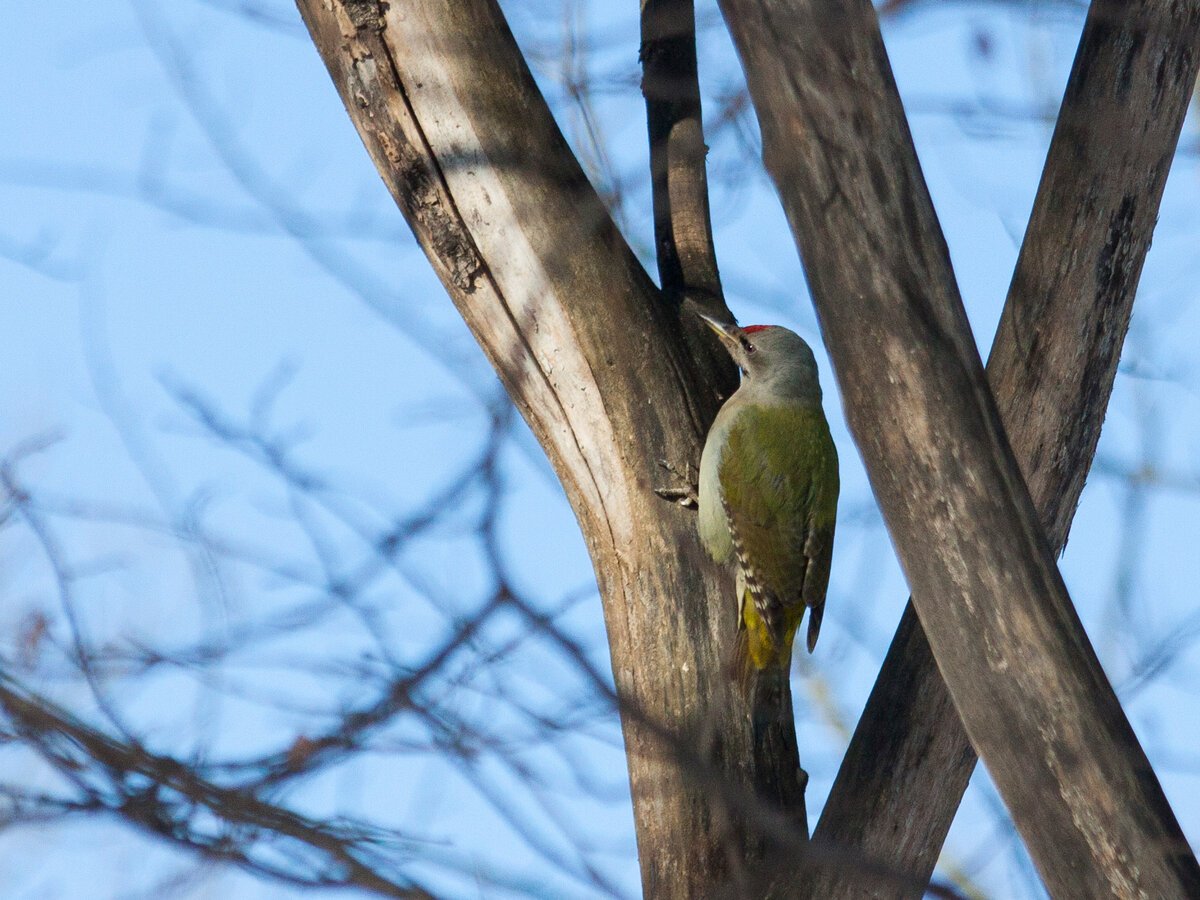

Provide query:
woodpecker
left=696, top=315, right=839, bottom=678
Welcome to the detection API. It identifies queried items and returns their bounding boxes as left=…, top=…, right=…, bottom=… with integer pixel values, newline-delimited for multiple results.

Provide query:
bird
left=695, top=314, right=839, bottom=681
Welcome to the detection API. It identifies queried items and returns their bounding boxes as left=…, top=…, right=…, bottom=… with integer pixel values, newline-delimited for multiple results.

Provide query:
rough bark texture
left=640, top=0, right=743, bottom=411
left=641, top=1, right=812, bottom=837
left=810, top=3, right=1200, bottom=896
left=718, top=0, right=1200, bottom=897
left=295, top=1, right=803, bottom=895
left=641, top=0, right=719, bottom=300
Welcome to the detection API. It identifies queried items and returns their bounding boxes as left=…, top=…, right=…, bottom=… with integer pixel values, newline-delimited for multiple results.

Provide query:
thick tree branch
left=640, top=0, right=805, bottom=834
left=640, top=0, right=741, bottom=468
left=296, top=1, right=802, bottom=894
left=810, top=3, right=1200, bottom=896
left=718, top=0, right=1200, bottom=896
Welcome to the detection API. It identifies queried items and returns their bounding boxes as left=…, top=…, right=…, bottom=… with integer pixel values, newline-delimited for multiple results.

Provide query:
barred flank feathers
left=723, top=495, right=778, bottom=637
left=722, top=487, right=811, bottom=679
left=723, top=498, right=761, bottom=595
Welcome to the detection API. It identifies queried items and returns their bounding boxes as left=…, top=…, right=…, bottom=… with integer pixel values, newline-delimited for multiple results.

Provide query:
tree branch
left=640, top=0, right=806, bottom=837
left=640, top=0, right=722, bottom=304
left=295, top=0, right=803, bottom=894
left=718, top=0, right=1200, bottom=896
left=0, top=672, right=431, bottom=899
left=811, top=3, right=1200, bottom=895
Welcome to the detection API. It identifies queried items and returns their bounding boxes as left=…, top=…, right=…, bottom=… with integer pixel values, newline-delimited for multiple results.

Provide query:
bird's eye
left=743, top=339, right=757, bottom=354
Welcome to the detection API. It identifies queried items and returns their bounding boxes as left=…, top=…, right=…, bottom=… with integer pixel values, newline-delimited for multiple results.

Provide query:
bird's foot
left=654, top=459, right=699, bottom=509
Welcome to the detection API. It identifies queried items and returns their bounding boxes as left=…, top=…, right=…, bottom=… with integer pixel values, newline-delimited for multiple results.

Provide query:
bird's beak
left=696, top=311, right=744, bottom=351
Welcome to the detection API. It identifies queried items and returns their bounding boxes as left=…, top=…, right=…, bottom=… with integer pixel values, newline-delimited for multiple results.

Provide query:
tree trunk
left=811, top=2, right=1200, bottom=895
left=295, top=1, right=805, bottom=895
left=718, top=0, right=1200, bottom=897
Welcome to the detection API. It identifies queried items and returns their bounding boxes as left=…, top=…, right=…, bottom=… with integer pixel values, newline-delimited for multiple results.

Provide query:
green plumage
left=695, top=321, right=839, bottom=677
left=719, top=404, right=837, bottom=668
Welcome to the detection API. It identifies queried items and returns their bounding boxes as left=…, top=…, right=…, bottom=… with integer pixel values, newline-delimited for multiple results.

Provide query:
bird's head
left=697, top=313, right=822, bottom=400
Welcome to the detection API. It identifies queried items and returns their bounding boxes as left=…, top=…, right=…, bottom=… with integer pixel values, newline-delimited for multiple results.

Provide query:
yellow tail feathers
left=730, top=588, right=806, bottom=685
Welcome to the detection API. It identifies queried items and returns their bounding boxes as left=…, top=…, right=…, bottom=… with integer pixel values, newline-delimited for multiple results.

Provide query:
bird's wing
left=802, top=427, right=838, bottom=651
left=718, top=403, right=833, bottom=639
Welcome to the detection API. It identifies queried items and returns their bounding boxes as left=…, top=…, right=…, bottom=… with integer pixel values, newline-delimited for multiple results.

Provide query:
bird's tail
left=730, top=588, right=803, bottom=687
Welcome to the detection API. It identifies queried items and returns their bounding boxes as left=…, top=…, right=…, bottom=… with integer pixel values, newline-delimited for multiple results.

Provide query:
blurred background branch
left=2, top=1, right=1199, bottom=897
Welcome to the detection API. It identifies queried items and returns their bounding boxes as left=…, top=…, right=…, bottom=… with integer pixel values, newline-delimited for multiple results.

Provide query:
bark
left=640, top=0, right=811, bottom=841
left=641, top=0, right=721, bottom=301
left=640, top=0, right=742, bottom=417
left=811, top=3, right=1200, bottom=896
left=296, top=1, right=803, bottom=895
left=718, top=0, right=1200, bottom=897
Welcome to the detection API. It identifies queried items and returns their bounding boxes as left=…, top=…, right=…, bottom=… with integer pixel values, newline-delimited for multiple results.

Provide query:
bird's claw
left=655, top=459, right=699, bottom=509
left=654, top=486, right=699, bottom=508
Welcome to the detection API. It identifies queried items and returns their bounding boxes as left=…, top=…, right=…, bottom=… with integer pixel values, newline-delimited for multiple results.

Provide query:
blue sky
left=2, top=1, right=1199, bottom=897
